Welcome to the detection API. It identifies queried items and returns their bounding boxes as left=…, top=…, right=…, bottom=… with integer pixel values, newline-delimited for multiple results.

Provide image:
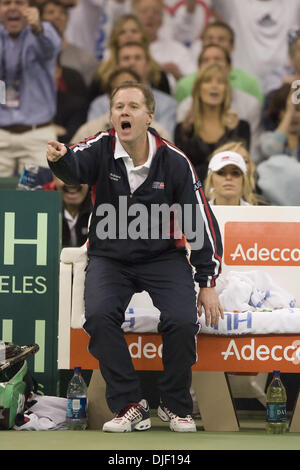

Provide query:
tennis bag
left=0, top=343, right=39, bottom=429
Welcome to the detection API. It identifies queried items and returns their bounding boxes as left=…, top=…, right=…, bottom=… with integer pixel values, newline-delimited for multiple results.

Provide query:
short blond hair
left=110, top=81, right=155, bottom=115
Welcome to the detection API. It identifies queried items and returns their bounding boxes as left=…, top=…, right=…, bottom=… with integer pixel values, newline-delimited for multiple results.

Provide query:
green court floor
left=1, top=413, right=299, bottom=451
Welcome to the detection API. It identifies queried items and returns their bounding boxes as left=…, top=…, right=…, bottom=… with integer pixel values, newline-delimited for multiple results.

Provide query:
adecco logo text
left=221, top=338, right=300, bottom=364
left=224, top=222, right=300, bottom=266
left=129, top=335, right=163, bottom=359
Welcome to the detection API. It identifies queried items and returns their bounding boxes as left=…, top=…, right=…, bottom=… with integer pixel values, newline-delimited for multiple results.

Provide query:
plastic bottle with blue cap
left=66, top=366, right=88, bottom=430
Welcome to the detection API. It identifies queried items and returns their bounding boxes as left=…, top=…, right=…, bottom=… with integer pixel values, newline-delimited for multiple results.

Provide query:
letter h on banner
left=3, top=212, right=48, bottom=266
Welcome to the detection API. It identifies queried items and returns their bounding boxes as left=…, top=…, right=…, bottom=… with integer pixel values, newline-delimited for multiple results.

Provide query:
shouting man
left=47, top=82, right=223, bottom=433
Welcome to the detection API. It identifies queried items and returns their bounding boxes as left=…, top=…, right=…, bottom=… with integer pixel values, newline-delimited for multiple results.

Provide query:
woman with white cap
left=204, top=150, right=255, bottom=206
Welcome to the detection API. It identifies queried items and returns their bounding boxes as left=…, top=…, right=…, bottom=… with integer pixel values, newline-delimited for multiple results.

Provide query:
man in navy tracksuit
left=47, top=82, right=223, bottom=433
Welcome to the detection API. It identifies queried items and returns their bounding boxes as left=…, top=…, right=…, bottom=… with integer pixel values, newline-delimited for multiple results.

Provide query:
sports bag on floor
left=0, top=343, right=39, bottom=429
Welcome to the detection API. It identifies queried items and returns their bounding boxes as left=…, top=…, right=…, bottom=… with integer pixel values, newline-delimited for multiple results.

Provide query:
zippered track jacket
left=49, top=128, right=223, bottom=287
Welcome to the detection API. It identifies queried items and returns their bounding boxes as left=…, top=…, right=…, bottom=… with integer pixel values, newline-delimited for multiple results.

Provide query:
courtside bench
left=58, top=206, right=300, bottom=432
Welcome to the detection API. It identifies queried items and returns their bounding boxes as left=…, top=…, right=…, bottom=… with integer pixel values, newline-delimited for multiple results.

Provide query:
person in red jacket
left=46, top=82, right=223, bottom=433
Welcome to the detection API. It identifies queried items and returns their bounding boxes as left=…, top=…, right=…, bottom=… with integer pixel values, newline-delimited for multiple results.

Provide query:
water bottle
left=66, top=366, right=88, bottom=430
left=17, top=165, right=41, bottom=190
left=266, top=370, right=288, bottom=434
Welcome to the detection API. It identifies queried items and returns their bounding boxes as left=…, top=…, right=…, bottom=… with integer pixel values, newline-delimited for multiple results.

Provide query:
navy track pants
left=83, top=251, right=199, bottom=416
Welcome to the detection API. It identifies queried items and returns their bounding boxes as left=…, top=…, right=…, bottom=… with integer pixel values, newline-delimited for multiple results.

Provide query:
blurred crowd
left=1, top=0, right=300, bottom=247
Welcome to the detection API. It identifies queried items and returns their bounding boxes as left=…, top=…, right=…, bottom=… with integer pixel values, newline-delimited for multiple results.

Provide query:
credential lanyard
left=0, top=34, right=23, bottom=108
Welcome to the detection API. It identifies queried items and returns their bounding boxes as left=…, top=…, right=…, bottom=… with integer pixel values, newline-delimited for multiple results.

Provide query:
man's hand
left=24, top=7, right=42, bottom=35
left=197, top=287, right=224, bottom=328
left=47, top=140, right=67, bottom=162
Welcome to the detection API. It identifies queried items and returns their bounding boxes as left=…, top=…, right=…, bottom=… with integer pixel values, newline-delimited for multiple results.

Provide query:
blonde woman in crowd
left=207, top=141, right=269, bottom=206
left=89, top=13, right=170, bottom=100
left=204, top=138, right=270, bottom=206
left=174, top=63, right=251, bottom=182
left=209, top=141, right=257, bottom=197
left=204, top=150, right=253, bottom=206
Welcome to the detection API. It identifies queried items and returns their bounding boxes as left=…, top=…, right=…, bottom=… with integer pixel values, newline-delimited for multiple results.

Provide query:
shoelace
left=164, top=405, right=192, bottom=421
left=163, top=406, right=177, bottom=420
left=116, top=403, right=142, bottom=421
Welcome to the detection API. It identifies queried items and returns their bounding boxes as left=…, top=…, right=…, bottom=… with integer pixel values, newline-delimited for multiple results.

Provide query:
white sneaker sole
left=170, top=420, right=196, bottom=433
left=135, top=418, right=151, bottom=431
left=103, top=417, right=151, bottom=433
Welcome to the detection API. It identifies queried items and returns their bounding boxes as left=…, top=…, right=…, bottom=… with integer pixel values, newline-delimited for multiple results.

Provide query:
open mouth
left=7, top=15, right=21, bottom=23
left=121, top=121, right=131, bottom=130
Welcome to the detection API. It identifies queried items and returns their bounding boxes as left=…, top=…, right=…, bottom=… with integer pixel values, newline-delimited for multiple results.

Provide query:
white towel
left=216, top=270, right=296, bottom=312
left=13, top=394, right=68, bottom=431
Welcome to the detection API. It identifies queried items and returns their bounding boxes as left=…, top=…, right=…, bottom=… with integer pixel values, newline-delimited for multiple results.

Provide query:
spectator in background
left=264, top=29, right=300, bottom=96
left=39, top=1, right=91, bottom=143
left=174, top=63, right=250, bottom=182
left=262, top=29, right=300, bottom=134
left=176, top=44, right=262, bottom=162
left=211, top=0, right=300, bottom=92
left=28, top=165, right=92, bottom=247
left=204, top=150, right=254, bottom=206
left=140, top=0, right=217, bottom=47
left=88, top=42, right=177, bottom=139
left=61, top=0, right=128, bottom=57
left=177, top=45, right=232, bottom=120
left=103, top=0, right=217, bottom=48
left=131, top=0, right=197, bottom=92
left=43, top=173, right=92, bottom=247
left=208, top=141, right=268, bottom=205
left=259, top=83, right=300, bottom=161
left=53, top=53, right=90, bottom=144
left=72, top=67, right=172, bottom=143
left=166, top=0, right=218, bottom=48
left=90, top=13, right=170, bottom=101
left=175, top=21, right=263, bottom=105
left=40, top=0, right=99, bottom=86
left=0, top=0, right=61, bottom=176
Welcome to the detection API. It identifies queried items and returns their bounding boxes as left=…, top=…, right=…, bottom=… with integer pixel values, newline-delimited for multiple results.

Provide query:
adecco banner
left=196, top=334, right=300, bottom=373
left=225, top=222, right=300, bottom=266
left=211, top=205, right=300, bottom=306
left=66, top=206, right=300, bottom=374
left=70, top=331, right=300, bottom=373
left=0, top=190, right=61, bottom=394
